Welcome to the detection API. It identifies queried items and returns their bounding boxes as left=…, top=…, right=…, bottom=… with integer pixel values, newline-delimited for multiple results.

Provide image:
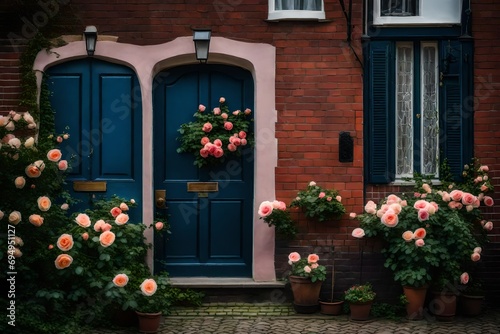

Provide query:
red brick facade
left=1, top=0, right=499, bottom=304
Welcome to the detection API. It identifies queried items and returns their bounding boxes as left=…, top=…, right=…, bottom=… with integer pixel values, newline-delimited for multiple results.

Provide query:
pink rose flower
left=37, top=196, right=52, bottom=211
left=414, top=228, right=427, bottom=239
left=288, top=252, right=301, bottom=263
left=213, top=107, right=221, bottom=115
left=309, top=181, right=316, bottom=186
left=110, top=207, right=122, bottom=218
left=460, top=272, right=469, bottom=284
left=75, top=213, right=91, bottom=228
left=381, top=211, right=399, bottom=227
left=352, top=228, right=365, bottom=238
left=413, top=200, right=429, bottom=211
left=198, top=104, right=206, bottom=112
left=202, top=122, right=213, bottom=132
left=201, top=137, right=210, bottom=145
left=449, top=190, right=463, bottom=201
left=307, top=254, right=319, bottom=263
left=155, top=222, right=164, bottom=231
left=113, top=274, right=129, bottom=287
left=99, top=231, right=116, bottom=247
left=200, top=148, right=209, bottom=158
left=119, top=202, right=129, bottom=211
left=479, top=165, right=489, bottom=172
left=483, top=196, right=494, bottom=207
left=81, top=232, right=89, bottom=241
left=14, top=176, right=26, bottom=189
left=471, top=252, right=481, bottom=262
left=473, top=247, right=482, bottom=254
left=304, top=266, right=312, bottom=273
left=94, top=219, right=105, bottom=232
left=140, top=279, right=158, bottom=296
left=349, top=212, right=357, bottom=219
left=273, top=200, right=287, bottom=210
left=221, top=113, right=228, bottom=119
left=311, top=263, right=319, bottom=269
left=101, top=223, right=112, bottom=232
left=258, top=201, right=274, bottom=217
left=63, top=133, right=69, bottom=140
left=232, top=110, right=241, bottom=116
left=386, top=194, right=401, bottom=204
left=227, top=143, right=237, bottom=152
left=238, top=131, right=247, bottom=139
left=240, top=138, right=248, bottom=146
left=461, top=192, right=476, bottom=206
left=55, top=254, right=73, bottom=270
left=57, top=234, right=74, bottom=251
left=483, top=221, right=493, bottom=231
left=47, top=149, right=62, bottom=162
left=327, top=196, right=332, bottom=202
left=318, top=192, right=326, bottom=199
left=415, top=239, right=425, bottom=247
left=244, top=108, right=252, bottom=115
left=402, top=231, right=414, bottom=242
left=219, top=97, right=225, bottom=103
left=213, top=147, right=224, bottom=158
left=422, top=183, right=432, bottom=193
left=417, top=209, right=430, bottom=222
left=61, top=203, right=69, bottom=210
left=29, top=214, right=44, bottom=227
left=213, top=139, right=222, bottom=147
left=336, top=195, right=342, bottom=202
left=115, top=213, right=129, bottom=225
left=25, top=164, right=42, bottom=178
left=224, top=122, right=233, bottom=131
left=480, top=183, right=489, bottom=192
left=58, top=160, right=68, bottom=171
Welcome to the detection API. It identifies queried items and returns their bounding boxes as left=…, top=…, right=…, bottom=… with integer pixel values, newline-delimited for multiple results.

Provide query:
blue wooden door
left=153, top=65, right=254, bottom=277
left=46, top=59, right=142, bottom=221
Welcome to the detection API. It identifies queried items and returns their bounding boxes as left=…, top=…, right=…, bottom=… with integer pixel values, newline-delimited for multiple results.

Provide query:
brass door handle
left=155, top=190, right=167, bottom=209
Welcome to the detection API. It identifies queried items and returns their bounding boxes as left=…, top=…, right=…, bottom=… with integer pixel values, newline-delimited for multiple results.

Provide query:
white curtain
left=275, top=0, right=321, bottom=11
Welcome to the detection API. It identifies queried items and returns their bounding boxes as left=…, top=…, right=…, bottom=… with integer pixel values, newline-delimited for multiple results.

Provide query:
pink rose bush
left=290, top=181, right=346, bottom=222
left=177, top=97, right=254, bottom=167
left=287, top=252, right=327, bottom=282
left=258, top=200, right=298, bottom=239
left=349, top=159, right=495, bottom=290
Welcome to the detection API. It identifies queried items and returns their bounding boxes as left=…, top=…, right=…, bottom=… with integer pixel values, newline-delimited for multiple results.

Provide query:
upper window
left=373, top=0, right=461, bottom=25
left=268, top=0, right=325, bottom=21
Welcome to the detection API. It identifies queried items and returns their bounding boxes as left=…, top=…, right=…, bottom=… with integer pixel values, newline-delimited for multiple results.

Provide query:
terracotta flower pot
left=319, top=300, right=344, bottom=315
left=289, top=275, right=323, bottom=313
left=430, top=291, right=457, bottom=322
left=460, top=294, right=484, bottom=316
left=349, top=301, right=373, bottom=321
left=135, top=311, right=162, bottom=333
left=403, top=285, right=428, bottom=320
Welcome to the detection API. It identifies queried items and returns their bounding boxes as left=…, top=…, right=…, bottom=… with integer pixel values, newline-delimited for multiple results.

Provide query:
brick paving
left=92, top=303, right=500, bottom=334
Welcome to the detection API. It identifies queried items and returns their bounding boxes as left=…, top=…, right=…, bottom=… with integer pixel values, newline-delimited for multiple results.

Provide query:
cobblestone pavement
left=93, top=303, right=500, bottom=334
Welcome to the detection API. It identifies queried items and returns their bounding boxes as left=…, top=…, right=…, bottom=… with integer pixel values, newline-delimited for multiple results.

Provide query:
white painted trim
left=33, top=36, right=278, bottom=282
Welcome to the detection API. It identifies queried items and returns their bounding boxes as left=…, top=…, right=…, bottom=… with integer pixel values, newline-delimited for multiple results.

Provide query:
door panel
left=153, top=64, right=254, bottom=277
left=46, top=59, right=142, bottom=221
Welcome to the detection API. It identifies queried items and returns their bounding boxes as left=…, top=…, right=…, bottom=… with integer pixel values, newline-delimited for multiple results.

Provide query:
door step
left=170, top=277, right=291, bottom=303
left=170, top=302, right=295, bottom=317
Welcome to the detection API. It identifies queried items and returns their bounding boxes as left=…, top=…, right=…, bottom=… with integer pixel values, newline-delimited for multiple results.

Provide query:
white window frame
left=373, top=0, right=461, bottom=26
left=267, top=0, right=325, bottom=21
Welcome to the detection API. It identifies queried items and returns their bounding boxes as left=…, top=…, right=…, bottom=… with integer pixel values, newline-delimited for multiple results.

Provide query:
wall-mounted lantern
left=84, top=26, right=98, bottom=56
left=193, top=29, right=211, bottom=63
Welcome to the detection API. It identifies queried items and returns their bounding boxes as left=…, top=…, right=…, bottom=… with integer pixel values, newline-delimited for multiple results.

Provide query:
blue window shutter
left=365, top=40, right=395, bottom=184
left=440, top=39, right=474, bottom=180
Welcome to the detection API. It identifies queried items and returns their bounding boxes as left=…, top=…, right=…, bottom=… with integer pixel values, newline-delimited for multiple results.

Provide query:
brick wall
left=0, top=0, right=498, bottom=306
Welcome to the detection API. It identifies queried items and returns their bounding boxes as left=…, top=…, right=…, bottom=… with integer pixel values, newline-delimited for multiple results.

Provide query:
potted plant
left=287, top=252, right=327, bottom=313
left=290, top=181, right=345, bottom=222
left=176, top=97, right=254, bottom=168
left=459, top=279, right=485, bottom=316
left=344, top=283, right=376, bottom=321
left=110, top=271, right=171, bottom=333
left=349, top=160, right=495, bottom=321
left=319, top=247, right=344, bottom=315
left=258, top=200, right=298, bottom=239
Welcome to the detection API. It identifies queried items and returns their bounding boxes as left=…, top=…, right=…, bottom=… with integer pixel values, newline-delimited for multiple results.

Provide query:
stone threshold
left=169, top=277, right=287, bottom=288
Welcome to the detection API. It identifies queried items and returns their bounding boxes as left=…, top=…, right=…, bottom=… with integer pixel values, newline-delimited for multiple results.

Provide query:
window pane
left=381, top=0, right=418, bottom=16
left=421, top=44, right=439, bottom=176
left=396, top=44, right=414, bottom=178
left=275, top=0, right=321, bottom=11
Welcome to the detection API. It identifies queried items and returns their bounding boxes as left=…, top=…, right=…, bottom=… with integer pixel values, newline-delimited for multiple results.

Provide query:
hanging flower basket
left=176, top=97, right=254, bottom=168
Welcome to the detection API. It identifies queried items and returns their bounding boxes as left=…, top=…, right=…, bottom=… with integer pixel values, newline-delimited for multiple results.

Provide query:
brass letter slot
left=187, top=182, right=218, bottom=192
left=73, top=181, right=107, bottom=192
